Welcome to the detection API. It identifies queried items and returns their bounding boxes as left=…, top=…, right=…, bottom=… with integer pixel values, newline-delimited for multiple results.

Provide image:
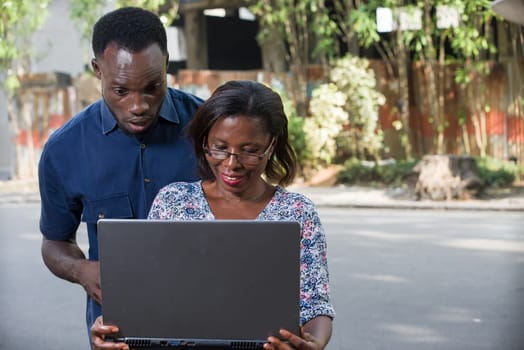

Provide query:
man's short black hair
left=92, top=7, right=168, bottom=58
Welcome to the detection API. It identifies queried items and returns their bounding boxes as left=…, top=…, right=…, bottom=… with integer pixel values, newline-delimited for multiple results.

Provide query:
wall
left=31, top=0, right=89, bottom=77
left=11, top=73, right=74, bottom=180
left=176, top=61, right=524, bottom=163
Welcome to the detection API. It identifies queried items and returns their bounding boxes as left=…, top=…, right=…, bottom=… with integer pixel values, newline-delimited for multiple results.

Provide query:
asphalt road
left=324, top=208, right=524, bottom=350
left=1, top=203, right=523, bottom=350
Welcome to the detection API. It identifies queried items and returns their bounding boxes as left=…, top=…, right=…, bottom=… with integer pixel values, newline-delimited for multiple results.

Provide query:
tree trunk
left=395, top=30, right=412, bottom=160
left=183, top=9, right=208, bottom=69
left=258, top=26, right=287, bottom=73
left=413, top=155, right=484, bottom=201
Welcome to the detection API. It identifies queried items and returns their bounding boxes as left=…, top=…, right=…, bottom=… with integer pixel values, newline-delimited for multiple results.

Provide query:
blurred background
left=1, top=0, right=523, bottom=200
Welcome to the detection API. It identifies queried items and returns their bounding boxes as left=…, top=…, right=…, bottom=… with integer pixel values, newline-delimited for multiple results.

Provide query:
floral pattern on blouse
left=148, top=181, right=336, bottom=325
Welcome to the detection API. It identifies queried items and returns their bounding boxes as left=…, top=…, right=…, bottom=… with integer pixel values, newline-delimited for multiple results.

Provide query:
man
left=38, top=6, right=202, bottom=341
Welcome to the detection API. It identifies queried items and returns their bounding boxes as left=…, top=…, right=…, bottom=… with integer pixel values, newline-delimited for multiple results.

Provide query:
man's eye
left=145, top=84, right=160, bottom=94
left=114, top=88, right=127, bottom=96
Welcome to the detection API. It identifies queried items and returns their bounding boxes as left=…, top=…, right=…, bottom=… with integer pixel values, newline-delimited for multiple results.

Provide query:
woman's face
left=205, top=115, right=273, bottom=195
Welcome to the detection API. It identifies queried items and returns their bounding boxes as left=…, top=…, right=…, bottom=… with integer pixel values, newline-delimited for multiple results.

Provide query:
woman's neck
left=201, top=180, right=276, bottom=219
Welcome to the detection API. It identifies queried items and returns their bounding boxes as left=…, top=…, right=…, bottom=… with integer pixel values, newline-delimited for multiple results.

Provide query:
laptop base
left=108, top=337, right=266, bottom=349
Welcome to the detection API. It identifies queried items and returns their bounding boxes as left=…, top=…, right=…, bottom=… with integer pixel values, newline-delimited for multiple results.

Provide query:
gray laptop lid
left=98, top=219, right=300, bottom=349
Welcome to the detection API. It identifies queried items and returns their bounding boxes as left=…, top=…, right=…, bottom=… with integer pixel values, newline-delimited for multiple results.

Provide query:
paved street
left=324, top=208, right=524, bottom=350
left=1, top=203, right=523, bottom=350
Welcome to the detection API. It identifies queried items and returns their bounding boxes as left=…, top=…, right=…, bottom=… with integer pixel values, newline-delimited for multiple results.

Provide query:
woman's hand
left=264, top=328, right=323, bottom=350
left=264, top=316, right=332, bottom=350
left=90, top=316, right=129, bottom=350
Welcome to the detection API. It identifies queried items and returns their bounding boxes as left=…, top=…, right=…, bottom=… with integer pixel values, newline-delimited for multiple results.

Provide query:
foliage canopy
left=0, top=0, right=50, bottom=92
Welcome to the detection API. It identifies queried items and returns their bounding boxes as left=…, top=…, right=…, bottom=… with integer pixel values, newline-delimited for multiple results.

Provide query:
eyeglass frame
left=203, top=138, right=275, bottom=165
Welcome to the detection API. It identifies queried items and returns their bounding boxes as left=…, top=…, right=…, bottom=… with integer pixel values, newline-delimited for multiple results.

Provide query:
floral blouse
left=148, top=181, right=335, bottom=325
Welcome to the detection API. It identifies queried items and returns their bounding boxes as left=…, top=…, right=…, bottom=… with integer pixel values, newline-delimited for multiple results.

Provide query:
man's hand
left=91, top=316, right=129, bottom=350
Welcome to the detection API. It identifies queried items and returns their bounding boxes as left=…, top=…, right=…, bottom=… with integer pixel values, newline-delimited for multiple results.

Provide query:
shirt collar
left=101, top=91, right=180, bottom=135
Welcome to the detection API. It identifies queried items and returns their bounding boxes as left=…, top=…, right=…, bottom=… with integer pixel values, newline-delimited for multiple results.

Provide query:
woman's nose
left=223, top=152, right=241, bottom=167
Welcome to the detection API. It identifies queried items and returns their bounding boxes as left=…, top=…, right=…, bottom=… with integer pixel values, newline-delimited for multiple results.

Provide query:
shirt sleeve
left=38, top=146, right=82, bottom=240
left=297, top=197, right=336, bottom=325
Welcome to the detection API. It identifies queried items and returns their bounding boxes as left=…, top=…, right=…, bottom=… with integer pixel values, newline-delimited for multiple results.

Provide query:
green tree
left=0, top=0, right=50, bottom=92
left=347, top=1, right=414, bottom=159
left=248, top=0, right=333, bottom=116
left=0, top=0, right=50, bottom=179
left=68, top=0, right=106, bottom=43
left=350, top=0, right=496, bottom=157
left=68, top=0, right=180, bottom=50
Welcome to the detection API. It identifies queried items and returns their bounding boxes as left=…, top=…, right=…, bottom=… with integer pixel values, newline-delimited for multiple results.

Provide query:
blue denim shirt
left=38, top=87, right=202, bottom=329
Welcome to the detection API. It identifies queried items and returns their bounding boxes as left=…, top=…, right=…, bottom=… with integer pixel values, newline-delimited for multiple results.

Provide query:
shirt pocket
left=82, top=193, right=134, bottom=223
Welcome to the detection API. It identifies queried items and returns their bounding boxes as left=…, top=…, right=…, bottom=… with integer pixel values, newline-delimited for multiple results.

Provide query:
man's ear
left=91, top=58, right=102, bottom=80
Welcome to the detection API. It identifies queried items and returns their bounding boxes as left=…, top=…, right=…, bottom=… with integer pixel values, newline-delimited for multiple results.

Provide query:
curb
left=0, top=193, right=41, bottom=205
left=307, top=201, right=524, bottom=212
left=1, top=183, right=523, bottom=212
left=292, top=186, right=524, bottom=212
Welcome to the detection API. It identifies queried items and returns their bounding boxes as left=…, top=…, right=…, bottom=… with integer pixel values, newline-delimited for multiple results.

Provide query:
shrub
left=337, top=156, right=522, bottom=189
left=476, top=157, right=521, bottom=188
left=306, top=54, right=386, bottom=166
left=274, top=87, right=313, bottom=175
left=337, top=158, right=417, bottom=186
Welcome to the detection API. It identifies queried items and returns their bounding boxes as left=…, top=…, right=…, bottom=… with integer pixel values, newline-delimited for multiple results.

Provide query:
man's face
left=92, top=42, right=168, bottom=135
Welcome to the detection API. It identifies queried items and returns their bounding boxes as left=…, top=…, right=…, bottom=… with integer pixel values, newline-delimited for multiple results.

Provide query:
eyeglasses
left=204, top=139, right=274, bottom=166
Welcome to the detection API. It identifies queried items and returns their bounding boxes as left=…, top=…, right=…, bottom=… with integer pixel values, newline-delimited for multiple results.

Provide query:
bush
left=476, top=157, right=522, bottom=188
left=306, top=54, right=386, bottom=166
left=337, top=158, right=417, bottom=187
left=287, top=114, right=311, bottom=167
left=337, top=156, right=522, bottom=189
left=274, top=87, right=313, bottom=175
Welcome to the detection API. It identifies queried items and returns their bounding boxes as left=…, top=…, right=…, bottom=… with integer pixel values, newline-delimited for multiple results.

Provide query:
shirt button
left=140, top=143, right=146, bottom=150
left=98, top=213, right=105, bottom=219
left=144, top=177, right=151, bottom=183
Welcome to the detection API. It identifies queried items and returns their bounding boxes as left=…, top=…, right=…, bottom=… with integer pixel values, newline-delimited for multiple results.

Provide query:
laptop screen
left=98, top=219, right=301, bottom=349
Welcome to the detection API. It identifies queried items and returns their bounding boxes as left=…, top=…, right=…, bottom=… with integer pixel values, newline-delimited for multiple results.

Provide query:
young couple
left=39, top=7, right=335, bottom=350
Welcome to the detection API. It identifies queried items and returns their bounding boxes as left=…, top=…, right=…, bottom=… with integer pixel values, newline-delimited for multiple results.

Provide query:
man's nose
left=129, top=92, right=149, bottom=115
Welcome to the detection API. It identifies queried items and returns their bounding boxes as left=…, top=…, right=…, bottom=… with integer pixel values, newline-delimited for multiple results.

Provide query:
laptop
left=97, top=219, right=301, bottom=349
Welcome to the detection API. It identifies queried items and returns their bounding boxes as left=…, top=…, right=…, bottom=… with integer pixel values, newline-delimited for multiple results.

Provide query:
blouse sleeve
left=296, top=196, right=336, bottom=325
left=147, top=181, right=211, bottom=221
left=148, top=185, right=171, bottom=220
left=148, top=183, right=189, bottom=220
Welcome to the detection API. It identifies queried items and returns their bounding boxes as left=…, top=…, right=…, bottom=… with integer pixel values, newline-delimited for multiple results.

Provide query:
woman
left=91, top=80, right=335, bottom=350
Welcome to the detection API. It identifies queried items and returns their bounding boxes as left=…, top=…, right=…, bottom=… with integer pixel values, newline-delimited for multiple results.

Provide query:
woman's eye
left=243, top=148, right=259, bottom=154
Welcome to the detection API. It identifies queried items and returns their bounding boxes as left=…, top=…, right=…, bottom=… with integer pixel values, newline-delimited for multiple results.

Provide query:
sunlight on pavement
left=352, top=273, right=408, bottom=283
left=380, top=323, right=447, bottom=343
left=349, top=229, right=434, bottom=241
left=18, top=233, right=41, bottom=240
left=438, top=239, right=524, bottom=253
left=430, top=306, right=483, bottom=323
